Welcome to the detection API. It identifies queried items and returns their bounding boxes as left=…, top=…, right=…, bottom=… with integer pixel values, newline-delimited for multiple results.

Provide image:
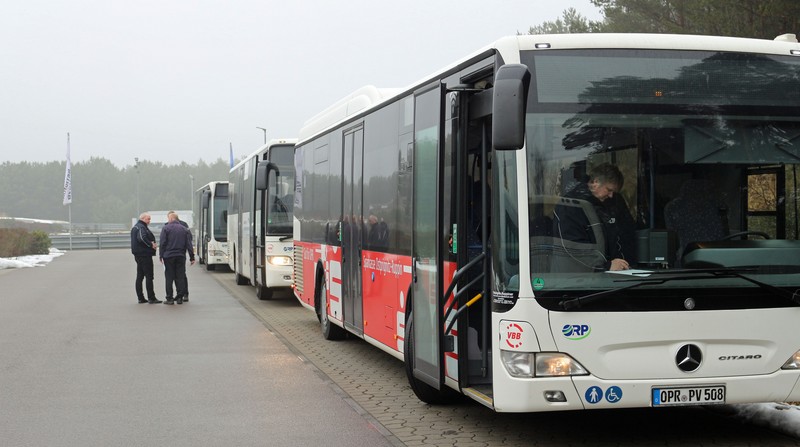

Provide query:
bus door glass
left=202, top=190, right=211, bottom=259
left=412, top=84, right=443, bottom=388
left=213, top=183, right=228, bottom=242
left=343, top=126, right=365, bottom=334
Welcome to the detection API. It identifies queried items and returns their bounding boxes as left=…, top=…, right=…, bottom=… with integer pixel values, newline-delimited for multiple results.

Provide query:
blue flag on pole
left=229, top=143, right=234, bottom=168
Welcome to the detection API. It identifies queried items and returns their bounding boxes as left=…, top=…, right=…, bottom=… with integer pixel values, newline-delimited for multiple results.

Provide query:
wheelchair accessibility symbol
left=585, top=386, right=623, bottom=404
left=605, top=386, right=622, bottom=403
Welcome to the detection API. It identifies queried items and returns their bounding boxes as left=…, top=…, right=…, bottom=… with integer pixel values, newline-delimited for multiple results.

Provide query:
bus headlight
left=535, top=353, right=589, bottom=377
left=267, top=256, right=292, bottom=266
left=501, top=351, right=589, bottom=378
left=501, top=351, right=534, bottom=378
left=781, top=350, right=800, bottom=369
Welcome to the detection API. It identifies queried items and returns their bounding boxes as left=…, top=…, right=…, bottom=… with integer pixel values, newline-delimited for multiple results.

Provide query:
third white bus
left=194, top=181, right=229, bottom=270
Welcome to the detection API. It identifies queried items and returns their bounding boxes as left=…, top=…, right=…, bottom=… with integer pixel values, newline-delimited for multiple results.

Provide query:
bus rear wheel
left=404, top=311, right=462, bottom=405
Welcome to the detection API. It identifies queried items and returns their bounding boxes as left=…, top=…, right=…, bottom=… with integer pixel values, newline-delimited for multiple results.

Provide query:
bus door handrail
left=441, top=252, right=485, bottom=347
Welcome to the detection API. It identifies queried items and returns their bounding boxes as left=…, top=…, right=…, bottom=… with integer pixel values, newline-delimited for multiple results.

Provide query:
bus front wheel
left=257, top=285, right=273, bottom=300
left=318, top=278, right=345, bottom=340
left=235, top=273, right=248, bottom=285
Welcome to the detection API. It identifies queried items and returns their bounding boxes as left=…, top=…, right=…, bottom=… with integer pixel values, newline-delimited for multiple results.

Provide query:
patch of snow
left=0, top=248, right=64, bottom=269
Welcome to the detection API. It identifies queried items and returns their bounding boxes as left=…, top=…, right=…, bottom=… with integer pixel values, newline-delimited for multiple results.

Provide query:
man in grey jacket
left=159, top=212, right=195, bottom=305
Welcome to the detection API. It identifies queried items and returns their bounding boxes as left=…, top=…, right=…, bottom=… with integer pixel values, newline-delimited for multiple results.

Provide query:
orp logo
left=562, top=324, right=591, bottom=340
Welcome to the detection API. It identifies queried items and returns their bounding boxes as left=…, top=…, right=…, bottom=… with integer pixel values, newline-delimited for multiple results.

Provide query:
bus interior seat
left=664, top=179, right=729, bottom=264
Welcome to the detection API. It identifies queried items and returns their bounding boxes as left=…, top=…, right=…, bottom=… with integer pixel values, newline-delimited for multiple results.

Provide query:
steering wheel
left=721, top=231, right=770, bottom=241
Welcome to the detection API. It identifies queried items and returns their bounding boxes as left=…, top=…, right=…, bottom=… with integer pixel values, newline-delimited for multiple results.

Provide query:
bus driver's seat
left=664, top=179, right=729, bottom=265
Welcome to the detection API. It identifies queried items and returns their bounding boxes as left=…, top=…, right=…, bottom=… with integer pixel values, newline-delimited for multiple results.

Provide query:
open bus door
left=406, top=64, right=530, bottom=405
left=200, top=190, right=211, bottom=264
left=409, top=83, right=445, bottom=393
left=255, top=161, right=271, bottom=299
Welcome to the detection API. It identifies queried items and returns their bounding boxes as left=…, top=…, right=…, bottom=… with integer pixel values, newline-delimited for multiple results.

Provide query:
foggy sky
left=0, top=0, right=602, bottom=168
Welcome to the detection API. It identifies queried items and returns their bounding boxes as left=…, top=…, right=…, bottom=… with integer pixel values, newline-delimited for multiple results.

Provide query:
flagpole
left=68, top=204, right=72, bottom=251
left=63, top=132, right=73, bottom=250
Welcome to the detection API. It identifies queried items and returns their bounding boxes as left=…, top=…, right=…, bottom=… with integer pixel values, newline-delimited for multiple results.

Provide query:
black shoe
left=182, top=296, right=188, bottom=302
left=148, top=299, right=163, bottom=304
left=164, top=299, right=175, bottom=305
left=176, top=297, right=183, bottom=305
left=138, top=299, right=148, bottom=304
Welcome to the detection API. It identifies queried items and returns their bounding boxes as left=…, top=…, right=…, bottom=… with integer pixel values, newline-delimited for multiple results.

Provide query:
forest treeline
left=0, top=158, right=231, bottom=226
left=531, top=0, right=799, bottom=38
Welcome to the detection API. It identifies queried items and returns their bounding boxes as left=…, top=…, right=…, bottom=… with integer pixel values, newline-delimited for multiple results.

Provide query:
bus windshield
left=502, top=49, right=800, bottom=311
left=265, top=144, right=295, bottom=235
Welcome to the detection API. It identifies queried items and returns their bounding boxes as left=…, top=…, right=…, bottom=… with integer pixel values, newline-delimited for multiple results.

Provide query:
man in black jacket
left=168, top=210, right=192, bottom=302
left=159, top=212, right=195, bottom=305
left=130, top=212, right=161, bottom=303
left=554, top=163, right=636, bottom=271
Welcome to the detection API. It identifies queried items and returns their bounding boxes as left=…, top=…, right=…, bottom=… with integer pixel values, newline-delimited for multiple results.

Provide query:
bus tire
left=318, top=277, right=345, bottom=340
left=257, top=285, right=273, bottom=300
left=235, top=273, right=248, bottom=286
left=404, top=311, right=462, bottom=405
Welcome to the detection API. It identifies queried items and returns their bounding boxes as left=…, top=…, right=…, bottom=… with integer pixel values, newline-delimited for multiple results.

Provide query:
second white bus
left=228, top=139, right=298, bottom=299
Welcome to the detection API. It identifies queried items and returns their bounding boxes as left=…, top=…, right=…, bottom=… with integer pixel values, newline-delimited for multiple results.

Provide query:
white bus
left=228, top=139, right=298, bottom=299
left=139, top=209, right=192, bottom=242
left=194, top=181, right=229, bottom=270
left=292, top=33, right=800, bottom=412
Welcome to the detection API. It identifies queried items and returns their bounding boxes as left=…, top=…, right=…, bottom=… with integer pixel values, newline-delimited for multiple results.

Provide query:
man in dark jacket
left=169, top=210, right=192, bottom=302
left=130, top=212, right=161, bottom=303
left=159, top=212, right=195, bottom=305
left=554, top=163, right=636, bottom=271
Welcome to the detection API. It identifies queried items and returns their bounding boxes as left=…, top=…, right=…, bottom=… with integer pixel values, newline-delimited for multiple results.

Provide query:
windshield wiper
left=559, top=267, right=800, bottom=310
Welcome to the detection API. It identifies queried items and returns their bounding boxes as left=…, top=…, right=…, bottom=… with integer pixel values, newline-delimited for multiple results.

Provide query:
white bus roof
left=297, top=33, right=800, bottom=144
left=229, top=138, right=298, bottom=173
left=195, top=180, right=228, bottom=194
left=298, top=86, right=403, bottom=141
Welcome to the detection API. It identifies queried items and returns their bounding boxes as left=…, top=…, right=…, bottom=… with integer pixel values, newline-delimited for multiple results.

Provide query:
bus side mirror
left=201, top=191, right=210, bottom=209
left=256, top=161, right=279, bottom=191
left=492, top=64, right=531, bottom=151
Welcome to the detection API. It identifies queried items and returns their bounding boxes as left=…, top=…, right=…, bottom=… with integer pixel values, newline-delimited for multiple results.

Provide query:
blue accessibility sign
left=585, top=386, right=603, bottom=404
left=585, top=386, right=623, bottom=404
left=605, top=386, right=622, bottom=403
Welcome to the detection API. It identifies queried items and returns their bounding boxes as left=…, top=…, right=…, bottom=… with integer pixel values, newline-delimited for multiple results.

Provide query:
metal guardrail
left=50, top=233, right=131, bottom=250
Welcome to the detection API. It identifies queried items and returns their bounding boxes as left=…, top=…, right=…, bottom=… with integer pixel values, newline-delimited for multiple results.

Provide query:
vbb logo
left=505, top=323, right=524, bottom=349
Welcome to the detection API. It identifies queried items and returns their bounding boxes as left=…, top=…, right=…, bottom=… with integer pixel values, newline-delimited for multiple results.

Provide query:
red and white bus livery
left=292, top=33, right=800, bottom=412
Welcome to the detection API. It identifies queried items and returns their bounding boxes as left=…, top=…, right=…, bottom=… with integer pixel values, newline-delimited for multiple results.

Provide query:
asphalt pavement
left=0, top=249, right=398, bottom=447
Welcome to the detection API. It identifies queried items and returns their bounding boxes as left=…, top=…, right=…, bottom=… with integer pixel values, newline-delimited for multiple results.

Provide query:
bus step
left=462, top=385, right=493, bottom=409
